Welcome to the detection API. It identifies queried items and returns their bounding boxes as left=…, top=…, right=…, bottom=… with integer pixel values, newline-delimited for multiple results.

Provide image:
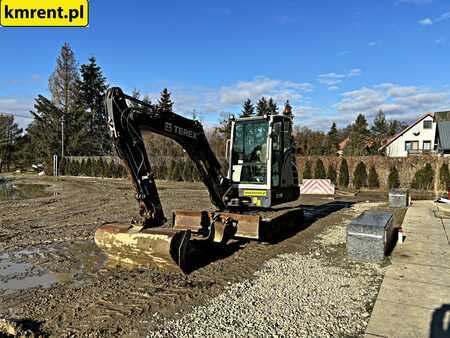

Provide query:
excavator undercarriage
left=94, top=87, right=300, bottom=273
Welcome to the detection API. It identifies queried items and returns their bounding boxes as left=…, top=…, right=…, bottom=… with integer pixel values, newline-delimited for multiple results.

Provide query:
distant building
left=337, top=137, right=349, bottom=156
left=380, top=111, right=450, bottom=157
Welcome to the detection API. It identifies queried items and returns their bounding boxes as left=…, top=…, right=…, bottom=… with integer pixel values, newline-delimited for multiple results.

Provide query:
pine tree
left=368, top=165, right=380, bottom=188
left=48, top=42, right=81, bottom=158
left=439, top=163, right=450, bottom=190
left=182, top=160, right=193, bottom=182
left=215, top=112, right=232, bottom=139
left=354, top=114, right=369, bottom=135
left=339, top=159, right=349, bottom=188
left=71, top=160, right=80, bottom=176
left=371, top=110, right=388, bottom=138
left=109, top=161, right=118, bottom=178
left=268, top=98, right=278, bottom=115
left=127, top=88, right=140, bottom=108
left=240, top=99, right=254, bottom=117
left=192, top=163, right=201, bottom=182
left=303, top=160, right=312, bottom=179
left=327, top=122, right=339, bottom=155
left=256, top=97, right=269, bottom=116
left=63, top=158, right=71, bottom=175
left=48, top=42, right=79, bottom=115
left=27, top=95, right=62, bottom=167
left=412, top=163, right=434, bottom=190
left=353, top=162, right=368, bottom=189
left=0, top=114, right=23, bottom=172
left=86, top=158, right=93, bottom=176
left=158, top=88, right=174, bottom=113
left=142, top=95, right=152, bottom=105
left=314, top=159, right=326, bottom=179
left=78, top=56, right=110, bottom=155
left=326, top=163, right=337, bottom=184
left=388, top=166, right=400, bottom=189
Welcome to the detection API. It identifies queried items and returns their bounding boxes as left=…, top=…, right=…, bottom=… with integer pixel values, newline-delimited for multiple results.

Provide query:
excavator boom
left=95, top=88, right=259, bottom=273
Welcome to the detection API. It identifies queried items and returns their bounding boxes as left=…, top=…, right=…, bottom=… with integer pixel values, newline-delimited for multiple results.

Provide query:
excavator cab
left=225, top=115, right=299, bottom=208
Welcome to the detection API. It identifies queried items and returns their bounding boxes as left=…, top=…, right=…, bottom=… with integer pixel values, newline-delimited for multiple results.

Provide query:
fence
left=296, top=155, right=446, bottom=192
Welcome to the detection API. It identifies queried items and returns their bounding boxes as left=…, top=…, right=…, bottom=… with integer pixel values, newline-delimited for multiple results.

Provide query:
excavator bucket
left=94, top=223, right=191, bottom=273
left=94, top=211, right=261, bottom=273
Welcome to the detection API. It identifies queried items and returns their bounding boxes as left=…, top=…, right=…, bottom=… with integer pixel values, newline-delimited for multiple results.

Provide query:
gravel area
left=149, top=203, right=386, bottom=338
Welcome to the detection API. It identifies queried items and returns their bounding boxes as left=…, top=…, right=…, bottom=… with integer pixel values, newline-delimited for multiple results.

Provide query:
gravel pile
left=149, top=203, right=385, bottom=338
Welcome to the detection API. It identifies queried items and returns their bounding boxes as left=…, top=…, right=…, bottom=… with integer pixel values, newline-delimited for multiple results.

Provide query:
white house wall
left=385, top=115, right=436, bottom=157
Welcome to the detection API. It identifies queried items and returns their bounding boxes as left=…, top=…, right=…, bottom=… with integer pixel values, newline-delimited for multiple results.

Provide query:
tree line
left=1, top=42, right=410, bottom=175
left=295, top=112, right=408, bottom=156
left=302, top=157, right=449, bottom=191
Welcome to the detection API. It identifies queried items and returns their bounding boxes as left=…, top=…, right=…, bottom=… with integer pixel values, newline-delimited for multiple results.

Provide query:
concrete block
left=389, top=189, right=410, bottom=208
left=347, top=211, right=394, bottom=262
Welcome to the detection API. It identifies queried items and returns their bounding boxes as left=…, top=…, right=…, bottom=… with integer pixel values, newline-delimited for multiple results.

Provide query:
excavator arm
left=105, top=87, right=230, bottom=228
left=96, top=87, right=260, bottom=273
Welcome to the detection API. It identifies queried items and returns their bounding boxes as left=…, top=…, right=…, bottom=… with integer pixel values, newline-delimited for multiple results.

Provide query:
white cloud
left=418, top=17, right=433, bottom=26
left=348, top=68, right=362, bottom=77
left=334, top=84, right=450, bottom=122
left=368, top=41, right=378, bottom=47
left=317, top=73, right=345, bottom=87
left=0, top=97, right=34, bottom=129
left=418, top=11, right=450, bottom=26
left=218, top=78, right=311, bottom=106
left=317, top=69, right=362, bottom=90
left=145, top=77, right=313, bottom=115
left=295, top=106, right=320, bottom=116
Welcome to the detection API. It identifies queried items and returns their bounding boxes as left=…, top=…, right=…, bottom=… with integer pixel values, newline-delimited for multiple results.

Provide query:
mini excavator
left=95, top=87, right=300, bottom=273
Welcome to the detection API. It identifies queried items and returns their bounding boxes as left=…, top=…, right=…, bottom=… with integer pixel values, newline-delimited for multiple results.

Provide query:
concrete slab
left=385, top=264, right=450, bottom=287
left=366, top=300, right=447, bottom=338
left=366, top=201, right=450, bottom=338
left=377, top=276, right=450, bottom=310
left=398, top=234, right=449, bottom=248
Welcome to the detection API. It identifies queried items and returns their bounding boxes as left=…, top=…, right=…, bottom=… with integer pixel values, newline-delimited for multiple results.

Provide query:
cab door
left=270, top=119, right=283, bottom=188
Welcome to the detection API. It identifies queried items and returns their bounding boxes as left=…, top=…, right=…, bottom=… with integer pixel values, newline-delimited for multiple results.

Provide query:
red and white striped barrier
left=300, top=179, right=335, bottom=195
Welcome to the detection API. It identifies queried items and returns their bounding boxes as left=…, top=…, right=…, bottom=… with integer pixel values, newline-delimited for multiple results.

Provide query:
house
left=381, top=111, right=450, bottom=157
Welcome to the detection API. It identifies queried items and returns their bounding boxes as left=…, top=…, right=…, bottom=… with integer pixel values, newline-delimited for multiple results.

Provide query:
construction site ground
left=0, top=175, right=404, bottom=337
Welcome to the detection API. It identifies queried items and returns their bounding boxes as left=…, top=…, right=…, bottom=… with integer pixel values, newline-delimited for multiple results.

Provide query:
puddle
left=0, top=180, right=51, bottom=200
left=0, top=241, right=106, bottom=295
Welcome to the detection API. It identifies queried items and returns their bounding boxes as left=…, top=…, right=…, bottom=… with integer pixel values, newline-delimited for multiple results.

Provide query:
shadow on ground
left=430, top=304, right=450, bottom=338
left=183, top=201, right=355, bottom=273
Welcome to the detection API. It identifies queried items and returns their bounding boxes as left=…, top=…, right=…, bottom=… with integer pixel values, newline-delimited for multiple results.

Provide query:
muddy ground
left=0, top=175, right=396, bottom=337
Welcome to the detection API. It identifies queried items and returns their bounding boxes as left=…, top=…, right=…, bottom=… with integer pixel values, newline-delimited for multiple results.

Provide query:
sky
left=0, top=0, right=449, bottom=131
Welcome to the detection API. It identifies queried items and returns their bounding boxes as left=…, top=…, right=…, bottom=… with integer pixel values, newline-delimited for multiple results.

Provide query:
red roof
left=338, top=137, right=349, bottom=150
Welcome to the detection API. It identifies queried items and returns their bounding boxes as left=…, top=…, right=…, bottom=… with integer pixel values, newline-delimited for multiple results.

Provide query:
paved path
left=365, top=201, right=450, bottom=338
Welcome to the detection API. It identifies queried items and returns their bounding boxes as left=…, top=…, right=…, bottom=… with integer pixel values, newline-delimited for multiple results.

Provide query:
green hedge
left=59, top=158, right=202, bottom=182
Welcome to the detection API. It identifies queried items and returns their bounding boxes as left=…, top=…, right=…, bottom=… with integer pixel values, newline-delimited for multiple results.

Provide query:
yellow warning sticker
left=243, top=190, right=267, bottom=197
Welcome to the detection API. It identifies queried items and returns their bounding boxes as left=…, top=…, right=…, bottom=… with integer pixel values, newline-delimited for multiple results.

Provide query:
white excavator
left=95, top=87, right=300, bottom=273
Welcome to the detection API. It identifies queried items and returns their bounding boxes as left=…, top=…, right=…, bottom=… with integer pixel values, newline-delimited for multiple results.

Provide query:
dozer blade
left=94, top=223, right=191, bottom=273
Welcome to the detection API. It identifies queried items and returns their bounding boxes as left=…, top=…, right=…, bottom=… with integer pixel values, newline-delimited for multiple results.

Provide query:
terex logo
left=164, top=122, right=198, bottom=139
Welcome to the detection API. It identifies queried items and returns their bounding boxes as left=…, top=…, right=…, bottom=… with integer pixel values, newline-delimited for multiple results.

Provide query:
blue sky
left=1, top=0, right=449, bottom=130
